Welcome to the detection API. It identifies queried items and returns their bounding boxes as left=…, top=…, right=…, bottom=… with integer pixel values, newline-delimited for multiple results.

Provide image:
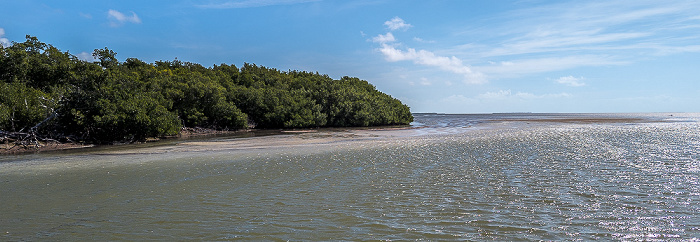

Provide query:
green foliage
left=0, top=82, right=57, bottom=132
left=0, top=36, right=413, bottom=143
left=88, top=94, right=181, bottom=142
left=93, top=47, right=119, bottom=69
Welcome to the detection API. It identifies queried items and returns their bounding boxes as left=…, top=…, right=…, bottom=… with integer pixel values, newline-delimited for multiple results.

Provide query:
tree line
left=0, top=36, right=413, bottom=144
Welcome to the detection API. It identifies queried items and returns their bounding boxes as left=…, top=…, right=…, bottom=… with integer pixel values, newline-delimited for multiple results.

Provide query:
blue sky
left=2, top=0, right=700, bottom=113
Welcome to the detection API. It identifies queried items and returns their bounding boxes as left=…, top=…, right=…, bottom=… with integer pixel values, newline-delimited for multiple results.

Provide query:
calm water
left=1, top=113, right=699, bottom=240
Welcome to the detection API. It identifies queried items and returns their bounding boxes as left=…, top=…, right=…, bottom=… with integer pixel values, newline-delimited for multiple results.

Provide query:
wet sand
left=0, top=114, right=669, bottom=156
left=1, top=141, right=93, bottom=154
left=82, top=128, right=415, bottom=156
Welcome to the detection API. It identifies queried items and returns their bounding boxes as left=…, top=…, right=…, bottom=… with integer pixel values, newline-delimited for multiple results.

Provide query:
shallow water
left=1, top=113, right=699, bottom=240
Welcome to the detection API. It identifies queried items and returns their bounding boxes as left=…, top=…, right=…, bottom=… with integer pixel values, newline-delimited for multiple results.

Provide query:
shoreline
left=1, top=141, right=94, bottom=154
left=0, top=127, right=251, bottom=155
left=1, top=113, right=685, bottom=156
left=0, top=125, right=416, bottom=155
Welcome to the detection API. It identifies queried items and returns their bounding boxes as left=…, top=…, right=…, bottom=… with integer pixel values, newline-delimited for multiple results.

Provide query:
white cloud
left=476, top=55, right=625, bottom=78
left=428, top=91, right=573, bottom=113
left=477, top=90, right=513, bottom=99
left=477, top=90, right=571, bottom=99
left=555, top=76, right=586, bottom=87
left=373, top=16, right=485, bottom=84
left=413, top=37, right=435, bottom=43
left=435, top=0, right=700, bottom=84
left=467, top=1, right=700, bottom=59
left=409, top=77, right=433, bottom=86
left=484, top=31, right=650, bottom=57
left=76, top=52, right=96, bottom=62
left=377, top=42, right=486, bottom=84
left=108, top=9, right=141, bottom=27
left=0, top=28, right=10, bottom=47
left=419, top=77, right=432, bottom=86
left=384, top=17, right=412, bottom=31
left=441, top=94, right=478, bottom=104
left=646, top=44, right=700, bottom=55
left=372, top=32, right=395, bottom=44
left=197, top=0, right=319, bottom=9
left=372, top=2, right=700, bottom=92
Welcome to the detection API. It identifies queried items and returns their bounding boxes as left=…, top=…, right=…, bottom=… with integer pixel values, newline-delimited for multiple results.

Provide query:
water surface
left=1, top=113, right=699, bottom=240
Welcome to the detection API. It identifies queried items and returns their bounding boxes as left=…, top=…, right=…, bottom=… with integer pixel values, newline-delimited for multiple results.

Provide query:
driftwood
left=1, top=130, right=56, bottom=150
left=1, top=111, right=61, bottom=151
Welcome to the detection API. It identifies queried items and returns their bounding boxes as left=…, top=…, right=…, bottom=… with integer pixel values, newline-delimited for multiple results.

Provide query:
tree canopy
left=0, top=36, right=413, bottom=143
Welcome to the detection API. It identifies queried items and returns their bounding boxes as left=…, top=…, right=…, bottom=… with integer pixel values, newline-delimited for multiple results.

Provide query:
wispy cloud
left=417, top=1, right=700, bottom=82
left=431, top=90, right=572, bottom=113
left=108, top=9, right=141, bottom=27
left=477, top=90, right=571, bottom=99
left=370, top=1, right=700, bottom=91
left=377, top=43, right=486, bottom=84
left=384, top=17, right=412, bottom=31
left=479, top=1, right=700, bottom=58
left=372, top=32, right=395, bottom=44
left=408, top=77, right=432, bottom=86
left=555, top=76, right=586, bottom=87
left=484, top=31, right=651, bottom=57
left=0, top=28, right=10, bottom=47
left=476, top=56, right=624, bottom=78
left=197, top=0, right=319, bottom=9
left=413, top=37, right=435, bottom=43
left=373, top=17, right=486, bottom=84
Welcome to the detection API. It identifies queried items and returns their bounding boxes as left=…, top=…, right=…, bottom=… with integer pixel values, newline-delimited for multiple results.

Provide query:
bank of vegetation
left=1, top=36, right=412, bottom=148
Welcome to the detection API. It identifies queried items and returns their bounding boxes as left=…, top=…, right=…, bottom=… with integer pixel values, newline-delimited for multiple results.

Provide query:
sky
left=1, top=0, right=700, bottom=113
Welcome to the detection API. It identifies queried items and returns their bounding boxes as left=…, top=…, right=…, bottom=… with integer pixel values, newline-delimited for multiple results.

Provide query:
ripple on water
left=1, top=114, right=699, bottom=240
